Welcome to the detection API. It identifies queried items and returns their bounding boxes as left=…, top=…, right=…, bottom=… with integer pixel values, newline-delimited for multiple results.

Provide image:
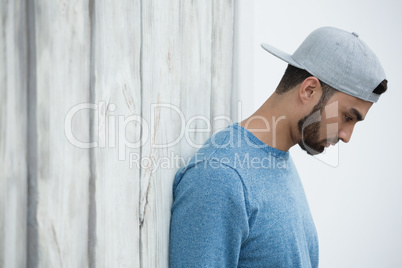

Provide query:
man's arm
left=169, top=161, right=249, bottom=267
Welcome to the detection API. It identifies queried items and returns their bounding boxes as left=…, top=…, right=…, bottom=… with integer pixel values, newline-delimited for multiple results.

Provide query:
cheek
left=320, top=117, right=341, bottom=138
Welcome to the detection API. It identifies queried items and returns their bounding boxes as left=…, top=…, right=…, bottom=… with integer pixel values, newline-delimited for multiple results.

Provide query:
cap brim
left=261, top=43, right=304, bottom=70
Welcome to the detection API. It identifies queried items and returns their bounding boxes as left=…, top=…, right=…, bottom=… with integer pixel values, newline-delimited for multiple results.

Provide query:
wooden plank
left=91, top=0, right=141, bottom=266
left=0, top=0, right=28, bottom=267
left=139, top=1, right=182, bottom=266
left=140, top=1, right=235, bottom=266
left=178, top=0, right=213, bottom=160
left=211, top=0, right=235, bottom=131
left=28, top=1, right=91, bottom=266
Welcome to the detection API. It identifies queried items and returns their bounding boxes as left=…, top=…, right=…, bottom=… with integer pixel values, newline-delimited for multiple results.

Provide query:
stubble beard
left=297, top=108, right=325, bottom=156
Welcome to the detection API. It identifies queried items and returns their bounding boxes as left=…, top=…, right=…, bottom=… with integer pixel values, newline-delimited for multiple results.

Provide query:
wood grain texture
left=178, top=0, right=213, bottom=160
left=140, top=1, right=182, bottom=266
left=0, top=0, right=28, bottom=267
left=91, top=0, right=141, bottom=266
left=140, top=0, right=234, bottom=267
left=211, top=0, right=235, bottom=132
left=10, top=0, right=235, bottom=267
left=28, top=0, right=91, bottom=266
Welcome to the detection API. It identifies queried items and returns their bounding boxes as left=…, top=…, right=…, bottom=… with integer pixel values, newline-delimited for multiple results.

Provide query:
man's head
left=275, top=64, right=386, bottom=155
left=262, top=27, right=388, bottom=155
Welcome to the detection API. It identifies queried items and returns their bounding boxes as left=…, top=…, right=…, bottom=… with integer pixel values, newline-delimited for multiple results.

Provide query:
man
left=169, top=27, right=387, bottom=267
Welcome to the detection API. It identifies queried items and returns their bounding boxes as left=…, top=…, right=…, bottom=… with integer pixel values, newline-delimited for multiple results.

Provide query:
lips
left=325, top=139, right=338, bottom=148
left=329, top=139, right=339, bottom=146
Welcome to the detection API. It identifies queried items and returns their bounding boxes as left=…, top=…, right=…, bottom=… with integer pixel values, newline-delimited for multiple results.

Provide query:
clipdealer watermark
left=64, top=100, right=340, bottom=168
left=65, top=101, right=235, bottom=158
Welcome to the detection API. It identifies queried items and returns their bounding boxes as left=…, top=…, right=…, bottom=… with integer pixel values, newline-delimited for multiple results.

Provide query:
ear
left=298, top=77, right=322, bottom=104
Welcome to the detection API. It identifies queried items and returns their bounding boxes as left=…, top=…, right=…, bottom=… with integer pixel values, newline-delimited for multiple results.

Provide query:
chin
left=298, top=142, right=325, bottom=156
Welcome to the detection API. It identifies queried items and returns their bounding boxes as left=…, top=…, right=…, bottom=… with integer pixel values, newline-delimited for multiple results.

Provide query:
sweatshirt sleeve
left=169, top=161, right=250, bottom=267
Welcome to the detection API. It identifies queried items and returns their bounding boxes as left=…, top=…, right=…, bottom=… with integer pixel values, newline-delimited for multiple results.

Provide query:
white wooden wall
left=1, top=0, right=235, bottom=267
left=0, top=0, right=28, bottom=267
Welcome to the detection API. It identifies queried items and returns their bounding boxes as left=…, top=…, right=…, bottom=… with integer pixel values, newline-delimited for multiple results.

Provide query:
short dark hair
left=276, top=64, right=336, bottom=96
left=277, top=64, right=388, bottom=98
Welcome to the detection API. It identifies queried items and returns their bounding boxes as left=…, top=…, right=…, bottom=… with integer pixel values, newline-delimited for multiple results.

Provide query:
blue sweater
left=170, top=124, right=318, bottom=267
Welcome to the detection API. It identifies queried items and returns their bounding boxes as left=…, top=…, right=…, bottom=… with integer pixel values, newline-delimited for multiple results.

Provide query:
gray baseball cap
left=261, top=26, right=386, bottom=103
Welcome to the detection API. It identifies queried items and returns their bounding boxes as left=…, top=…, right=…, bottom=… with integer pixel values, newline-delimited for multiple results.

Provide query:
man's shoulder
left=188, top=124, right=253, bottom=168
left=173, top=125, right=248, bottom=196
left=173, top=157, right=243, bottom=191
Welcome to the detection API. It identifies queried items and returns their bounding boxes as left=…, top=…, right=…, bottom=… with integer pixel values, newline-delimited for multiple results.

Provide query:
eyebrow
left=350, top=108, right=364, bottom=121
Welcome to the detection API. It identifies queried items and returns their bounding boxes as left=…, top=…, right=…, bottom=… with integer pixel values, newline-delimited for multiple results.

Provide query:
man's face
left=298, top=91, right=373, bottom=155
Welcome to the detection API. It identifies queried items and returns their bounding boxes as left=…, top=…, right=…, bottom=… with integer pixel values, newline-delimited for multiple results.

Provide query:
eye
left=345, top=115, right=353, bottom=122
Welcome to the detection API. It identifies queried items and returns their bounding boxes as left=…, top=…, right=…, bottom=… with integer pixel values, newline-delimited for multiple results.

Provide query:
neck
left=239, top=92, right=299, bottom=152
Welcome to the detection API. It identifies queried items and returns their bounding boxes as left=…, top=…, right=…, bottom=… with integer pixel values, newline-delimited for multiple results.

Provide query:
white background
left=233, top=0, right=402, bottom=267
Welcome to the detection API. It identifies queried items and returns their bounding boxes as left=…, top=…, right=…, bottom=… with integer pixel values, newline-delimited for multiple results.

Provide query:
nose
left=338, top=125, right=355, bottom=143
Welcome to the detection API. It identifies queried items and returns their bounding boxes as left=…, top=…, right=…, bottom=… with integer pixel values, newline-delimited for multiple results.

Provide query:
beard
left=297, top=107, right=325, bottom=155
left=297, top=85, right=338, bottom=155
